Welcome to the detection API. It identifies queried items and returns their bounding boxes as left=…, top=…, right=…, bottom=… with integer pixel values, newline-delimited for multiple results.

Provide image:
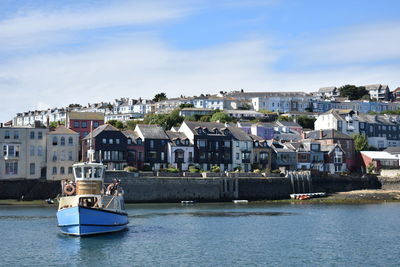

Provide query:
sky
left=1, top=0, right=400, bottom=122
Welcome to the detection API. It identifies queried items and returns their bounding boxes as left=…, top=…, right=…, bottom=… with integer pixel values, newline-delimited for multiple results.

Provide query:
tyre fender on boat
left=64, top=184, right=75, bottom=196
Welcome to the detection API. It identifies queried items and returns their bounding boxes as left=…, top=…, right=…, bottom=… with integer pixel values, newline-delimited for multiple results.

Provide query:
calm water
left=0, top=203, right=399, bottom=267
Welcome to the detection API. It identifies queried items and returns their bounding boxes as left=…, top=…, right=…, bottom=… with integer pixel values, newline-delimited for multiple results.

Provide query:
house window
left=215, top=141, right=219, bottom=150
left=30, top=131, right=35, bottom=139
left=37, top=146, right=43, bottom=156
left=150, top=140, right=154, bottom=149
left=4, top=131, right=10, bottom=139
left=52, top=167, right=57, bottom=175
left=52, top=137, right=58, bottom=145
left=137, top=139, right=142, bottom=145
left=185, top=140, right=189, bottom=145
left=53, top=151, right=57, bottom=161
left=116, top=139, right=120, bottom=144
left=61, top=137, right=65, bottom=146
left=127, top=139, right=132, bottom=145
left=109, top=139, right=113, bottom=144
left=29, top=163, right=35, bottom=175
left=236, top=153, right=240, bottom=160
left=102, top=138, right=107, bottom=144
left=198, top=140, right=207, bottom=148
left=68, top=151, right=73, bottom=161
left=189, top=152, right=193, bottom=162
left=161, top=152, right=165, bottom=161
left=199, top=152, right=206, bottom=160
left=149, top=151, right=157, bottom=159
left=93, top=122, right=99, bottom=128
left=30, top=145, right=35, bottom=156
left=138, top=152, right=143, bottom=161
left=83, top=132, right=88, bottom=137
left=5, top=162, right=18, bottom=175
left=236, top=141, right=239, bottom=147
left=74, top=121, right=80, bottom=128
left=68, top=167, right=73, bottom=174
left=38, top=132, right=43, bottom=140
left=82, top=121, right=87, bottom=128
left=68, top=137, right=73, bottom=145
left=13, top=131, right=19, bottom=139
left=60, top=167, right=65, bottom=175
left=224, top=141, right=230, bottom=147
left=176, top=139, right=180, bottom=145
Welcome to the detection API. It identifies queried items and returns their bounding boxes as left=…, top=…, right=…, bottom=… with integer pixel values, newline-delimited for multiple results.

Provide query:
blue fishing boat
left=56, top=161, right=128, bottom=236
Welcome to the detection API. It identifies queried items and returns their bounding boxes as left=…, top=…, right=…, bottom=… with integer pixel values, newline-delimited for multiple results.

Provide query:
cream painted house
left=0, top=126, right=48, bottom=179
left=46, top=126, right=79, bottom=180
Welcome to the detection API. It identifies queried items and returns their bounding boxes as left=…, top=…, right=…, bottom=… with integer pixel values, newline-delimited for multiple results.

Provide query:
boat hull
left=57, top=206, right=128, bottom=236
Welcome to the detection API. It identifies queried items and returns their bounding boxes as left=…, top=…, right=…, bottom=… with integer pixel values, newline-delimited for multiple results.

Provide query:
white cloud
left=298, top=21, right=400, bottom=65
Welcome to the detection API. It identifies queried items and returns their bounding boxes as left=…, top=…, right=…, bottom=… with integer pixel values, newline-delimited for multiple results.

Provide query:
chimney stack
left=319, top=129, right=323, bottom=139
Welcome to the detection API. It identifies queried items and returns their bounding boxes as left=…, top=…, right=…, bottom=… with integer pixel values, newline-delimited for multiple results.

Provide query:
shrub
left=189, top=166, right=200, bottom=173
left=124, top=166, right=138, bottom=172
left=253, top=169, right=261, bottom=173
left=367, top=163, right=375, bottom=174
left=271, top=169, right=281, bottom=174
left=166, top=167, right=179, bottom=173
left=211, top=165, right=221, bottom=173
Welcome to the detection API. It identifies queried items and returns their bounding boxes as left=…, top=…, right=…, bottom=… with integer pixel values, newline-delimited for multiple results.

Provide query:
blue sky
left=1, top=0, right=400, bottom=122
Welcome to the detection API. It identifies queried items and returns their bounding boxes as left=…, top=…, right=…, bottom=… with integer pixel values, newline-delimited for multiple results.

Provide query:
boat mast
left=88, top=121, right=94, bottom=163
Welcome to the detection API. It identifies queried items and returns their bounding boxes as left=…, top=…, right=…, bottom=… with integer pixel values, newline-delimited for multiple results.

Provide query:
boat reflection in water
left=56, top=162, right=128, bottom=236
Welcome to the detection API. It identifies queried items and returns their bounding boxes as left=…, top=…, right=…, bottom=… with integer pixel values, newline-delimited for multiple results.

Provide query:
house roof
left=360, top=151, right=398, bottom=160
left=276, top=120, right=302, bottom=128
left=122, top=130, right=141, bottom=140
left=68, top=112, right=104, bottom=120
left=384, top=146, right=400, bottom=154
left=305, top=129, right=352, bottom=140
left=83, top=124, right=120, bottom=139
left=227, top=126, right=252, bottom=141
left=318, top=87, right=337, bottom=93
left=364, top=84, right=389, bottom=91
left=48, top=125, right=78, bottom=135
left=136, top=124, right=168, bottom=139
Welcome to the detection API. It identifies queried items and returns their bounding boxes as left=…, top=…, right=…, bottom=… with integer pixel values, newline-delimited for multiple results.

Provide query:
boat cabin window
left=74, top=167, right=82, bottom=179
left=94, top=167, right=103, bottom=178
left=84, top=167, right=93, bottom=178
left=79, top=197, right=97, bottom=208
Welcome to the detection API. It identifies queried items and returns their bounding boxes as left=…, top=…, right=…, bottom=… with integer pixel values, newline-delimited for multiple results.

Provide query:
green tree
left=142, top=109, right=184, bottom=130
left=339, top=85, right=368, bottom=100
left=153, top=92, right=167, bottom=102
left=107, top=120, right=124, bottom=129
left=199, top=115, right=211, bottom=122
left=352, top=134, right=369, bottom=151
left=48, top=121, right=64, bottom=128
left=126, top=120, right=138, bottom=130
left=277, top=115, right=292, bottom=122
left=210, top=112, right=233, bottom=123
left=297, top=116, right=316, bottom=129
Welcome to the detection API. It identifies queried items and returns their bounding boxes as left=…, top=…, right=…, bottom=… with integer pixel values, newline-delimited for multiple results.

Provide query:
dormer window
left=197, top=128, right=202, bottom=134
left=224, top=129, right=230, bottom=135
left=185, top=139, right=189, bottom=145
left=176, top=139, right=180, bottom=145
left=136, top=138, right=142, bottom=145
left=127, top=138, right=132, bottom=145
left=203, top=128, right=209, bottom=134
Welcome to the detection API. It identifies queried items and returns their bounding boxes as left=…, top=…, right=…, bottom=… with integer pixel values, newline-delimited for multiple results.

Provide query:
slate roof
left=360, top=151, right=398, bottom=160
left=122, top=130, right=141, bottom=140
left=136, top=124, right=169, bottom=139
left=68, top=112, right=104, bottom=120
left=384, top=146, right=400, bottom=154
left=305, top=129, right=352, bottom=140
left=276, top=120, right=302, bottom=128
left=318, top=87, right=337, bottom=93
left=48, top=125, right=78, bottom=135
left=83, top=124, right=119, bottom=140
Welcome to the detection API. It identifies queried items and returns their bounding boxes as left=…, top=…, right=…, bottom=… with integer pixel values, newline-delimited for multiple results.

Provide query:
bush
left=166, top=167, right=179, bottom=173
left=124, top=166, right=138, bottom=172
left=271, top=169, right=281, bottom=174
left=253, top=169, right=261, bottom=173
left=189, top=166, right=200, bottom=173
left=142, top=165, right=152, bottom=171
left=211, top=165, right=221, bottom=173
left=367, top=163, right=375, bottom=174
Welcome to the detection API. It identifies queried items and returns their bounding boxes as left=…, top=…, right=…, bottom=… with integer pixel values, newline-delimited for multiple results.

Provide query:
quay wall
left=0, top=172, right=384, bottom=202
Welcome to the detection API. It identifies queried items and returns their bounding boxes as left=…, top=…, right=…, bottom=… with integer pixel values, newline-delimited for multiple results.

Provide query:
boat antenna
left=88, top=121, right=94, bottom=163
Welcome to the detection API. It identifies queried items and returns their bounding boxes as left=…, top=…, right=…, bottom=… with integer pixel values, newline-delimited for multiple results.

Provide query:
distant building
left=364, top=84, right=390, bottom=101
left=179, top=108, right=214, bottom=118
left=46, top=126, right=79, bottom=180
left=166, top=131, right=194, bottom=171
left=317, top=87, right=340, bottom=98
left=249, top=135, right=272, bottom=170
left=134, top=125, right=169, bottom=171
left=0, top=126, right=48, bottom=179
left=360, top=151, right=399, bottom=173
left=66, top=112, right=104, bottom=140
left=251, top=93, right=312, bottom=113
left=123, top=130, right=145, bottom=170
left=82, top=124, right=128, bottom=170
left=320, top=144, right=347, bottom=174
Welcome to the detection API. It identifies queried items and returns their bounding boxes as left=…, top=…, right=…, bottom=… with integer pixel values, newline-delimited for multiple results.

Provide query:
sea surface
left=0, top=202, right=399, bottom=267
